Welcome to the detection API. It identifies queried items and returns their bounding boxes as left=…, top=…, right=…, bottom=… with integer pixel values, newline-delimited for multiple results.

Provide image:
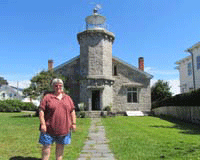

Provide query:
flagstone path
left=77, top=118, right=116, bottom=160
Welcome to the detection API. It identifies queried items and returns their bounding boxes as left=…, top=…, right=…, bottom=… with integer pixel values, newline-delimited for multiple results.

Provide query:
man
left=38, top=78, right=76, bottom=160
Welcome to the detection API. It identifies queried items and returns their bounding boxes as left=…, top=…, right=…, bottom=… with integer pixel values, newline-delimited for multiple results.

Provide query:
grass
left=102, top=116, right=200, bottom=160
left=0, top=112, right=90, bottom=160
left=2, top=112, right=200, bottom=160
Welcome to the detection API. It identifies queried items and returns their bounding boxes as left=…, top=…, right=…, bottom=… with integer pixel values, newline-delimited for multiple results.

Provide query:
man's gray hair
left=51, top=78, right=64, bottom=86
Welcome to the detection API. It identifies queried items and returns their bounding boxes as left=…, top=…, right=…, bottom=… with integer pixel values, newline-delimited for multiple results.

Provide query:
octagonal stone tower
left=77, top=8, right=115, bottom=111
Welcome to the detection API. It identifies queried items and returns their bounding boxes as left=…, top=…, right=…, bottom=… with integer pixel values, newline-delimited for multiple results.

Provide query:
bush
left=76, top=111, right=86, bottom=118
left=152, top=88, right=200, bottom=109
left=0, top=100, right=37, bottom=112
left=77, top=102, right=86, bottom=111
left=104, top=106, right=111, bottom=112
left=6, top=106, right=14, bottom=112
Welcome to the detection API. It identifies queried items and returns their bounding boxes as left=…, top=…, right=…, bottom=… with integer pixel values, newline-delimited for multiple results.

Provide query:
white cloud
left=151, top=79, right=180, bottom=96
left=168, top=80, right=180, bottom=96
left=145, top=67, right=178, bottom=75
left=8, top=80, right=31, bottom=89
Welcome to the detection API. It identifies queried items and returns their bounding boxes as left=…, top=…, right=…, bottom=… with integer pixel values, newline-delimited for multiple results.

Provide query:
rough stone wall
left=55, top=58, right=151, bottom=112
left=79, top=80, right=90, bottom=110
left=54, top=59, right=80, bottom=106
left=79, top=79, right=113, bottom=111
left=102, top=84, right=113, bottom=109
left=88, top=38, right=103, bottom=76
left=77, top=30, right=114, bottom=111
left=112, top=61, right=151, bottom=112
left=103, top=39, right=113, bottom=77
left=78, top=30, right=113, bottom=78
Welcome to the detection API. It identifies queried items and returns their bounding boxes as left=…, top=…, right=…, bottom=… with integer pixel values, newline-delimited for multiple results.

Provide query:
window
left=188, top=62, right=192, bottom=76
left=189, top=88, right=193, bottom=92
left=127, top=87, right=138, bottom=103
left=2, top=93, right=5, bottom=98
left=113, top=65, right=118, bottom=76
left=181, top=88, right=185, bottom=93
left=197, top=56, right=200, bottom=70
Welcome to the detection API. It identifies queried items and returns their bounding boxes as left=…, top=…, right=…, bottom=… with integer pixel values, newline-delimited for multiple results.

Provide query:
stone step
left=83, top=111, right=107, bottom=118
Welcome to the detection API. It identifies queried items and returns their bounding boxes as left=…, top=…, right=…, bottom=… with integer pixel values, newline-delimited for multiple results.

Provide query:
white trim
left=127, top=87, right=139, bottom=103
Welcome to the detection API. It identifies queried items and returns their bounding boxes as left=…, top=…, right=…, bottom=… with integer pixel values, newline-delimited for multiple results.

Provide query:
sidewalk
left=77, top=118, right=116, bottom=160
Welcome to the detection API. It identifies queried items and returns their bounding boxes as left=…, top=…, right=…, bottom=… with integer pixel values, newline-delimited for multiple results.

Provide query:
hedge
left=152, top=89, right=200, bottom=109
left=0, top=99, right=37, bottom=112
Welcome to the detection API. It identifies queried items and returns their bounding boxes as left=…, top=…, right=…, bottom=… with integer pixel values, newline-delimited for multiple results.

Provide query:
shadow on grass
left=9, top=156, right=41, bottom=160
left=150, top=115, right=200, bottom=135
left=11, top=114, right=37, bottom=118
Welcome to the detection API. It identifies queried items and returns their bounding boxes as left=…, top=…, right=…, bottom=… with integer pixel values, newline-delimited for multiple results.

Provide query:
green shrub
left=80, top=111, right=86, bottom=118
left=6, top=106, right=14, bottom=112
left=0, top=100, right=37, bottom=112
left=104, top=106, right=111, bottom=112
left=76, top=111, right=86, bottom=118
left=152, top=88, right=200, bottom=109
left=14, top=107, right=21, bottom=112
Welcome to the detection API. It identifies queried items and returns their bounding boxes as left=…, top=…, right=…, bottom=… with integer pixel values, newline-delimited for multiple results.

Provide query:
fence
left=152, top=106, right=200, bottom=124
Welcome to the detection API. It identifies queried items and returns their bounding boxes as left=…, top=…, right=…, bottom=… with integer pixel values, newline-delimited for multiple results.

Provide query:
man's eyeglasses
left=54, top=84, right=63, bottom=87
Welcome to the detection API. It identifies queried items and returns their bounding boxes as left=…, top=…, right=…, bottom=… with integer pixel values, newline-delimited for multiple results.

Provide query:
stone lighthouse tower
left=77, top=7, right=115, bottom=111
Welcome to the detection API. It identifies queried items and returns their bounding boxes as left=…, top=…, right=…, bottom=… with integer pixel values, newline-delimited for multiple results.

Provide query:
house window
left=113, top=65, right=118, bottom=76
left=189, top=88, right=193, bottom=92
left=181, top=88, right=185, bottom=93
left=127, top=87, right=138, bottom=103
left=10, top=93, right=12, bottom=97
left=197, top=56, right=200, bottom=70
left=2, top=93, right=5, bottom=98
left=188, top=62, right=192, bottom=76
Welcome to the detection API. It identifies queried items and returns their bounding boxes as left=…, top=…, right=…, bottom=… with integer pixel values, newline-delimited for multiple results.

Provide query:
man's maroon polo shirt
left=39, top=93, right=75, bottom=136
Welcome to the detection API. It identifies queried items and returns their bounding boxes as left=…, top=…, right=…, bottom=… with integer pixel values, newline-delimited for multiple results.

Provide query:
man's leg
left=56, top=143, right=65, bottom=160
left=42, top=145, right=51, bottom=160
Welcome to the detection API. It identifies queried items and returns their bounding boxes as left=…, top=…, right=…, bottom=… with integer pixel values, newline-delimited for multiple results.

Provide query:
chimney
left=48, top=59, right=53, bottom=71
left=138, top=57, right=144, bottom=71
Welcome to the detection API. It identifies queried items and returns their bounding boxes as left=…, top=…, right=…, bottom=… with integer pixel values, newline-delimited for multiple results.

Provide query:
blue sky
left=1, top=0, right=200, bottom=94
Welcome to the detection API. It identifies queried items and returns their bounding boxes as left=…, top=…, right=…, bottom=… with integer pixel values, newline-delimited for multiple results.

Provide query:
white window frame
left=127, top=87, right=139, bottom=103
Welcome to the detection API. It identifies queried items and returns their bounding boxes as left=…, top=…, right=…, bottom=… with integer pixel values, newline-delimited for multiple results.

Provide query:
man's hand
left=41, top=124, right=47, bottom=133
left=71, top=124, right=76, bottom=132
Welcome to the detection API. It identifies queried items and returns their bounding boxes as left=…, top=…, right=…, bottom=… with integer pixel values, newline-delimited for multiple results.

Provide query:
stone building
left=53, top=8, right=153, bottom=113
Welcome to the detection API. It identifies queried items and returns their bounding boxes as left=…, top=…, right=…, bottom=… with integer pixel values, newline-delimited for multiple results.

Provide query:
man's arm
left=39, top=109, right=46, bottom=133
left=71, top=110, right=76, bottom=131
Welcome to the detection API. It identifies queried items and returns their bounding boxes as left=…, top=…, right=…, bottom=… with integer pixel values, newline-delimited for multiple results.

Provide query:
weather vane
left=89, top=2, right=102, bottom=14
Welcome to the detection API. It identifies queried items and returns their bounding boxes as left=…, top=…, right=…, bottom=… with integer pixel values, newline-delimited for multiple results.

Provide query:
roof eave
left=53, top=55, right=80, bottom=71
left=112, top=56, right=153, bottom=79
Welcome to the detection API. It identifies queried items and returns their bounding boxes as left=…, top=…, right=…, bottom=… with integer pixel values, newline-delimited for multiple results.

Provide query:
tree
left=0, top=77, right=8, bottom=86
left=23, top=70, right=68, bottom=100
left=151, top=80, right=172, bottom=102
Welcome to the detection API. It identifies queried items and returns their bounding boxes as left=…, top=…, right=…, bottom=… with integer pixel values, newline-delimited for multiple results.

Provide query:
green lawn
left=0, top=112, right=90, bottom=160
left=2, top=113, right=200, bottom=160
left=102, top=116, right=200, bottom=160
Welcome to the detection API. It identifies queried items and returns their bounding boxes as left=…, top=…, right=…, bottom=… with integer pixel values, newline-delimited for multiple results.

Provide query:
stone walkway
left=77, top=118, right=116, bottom=160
